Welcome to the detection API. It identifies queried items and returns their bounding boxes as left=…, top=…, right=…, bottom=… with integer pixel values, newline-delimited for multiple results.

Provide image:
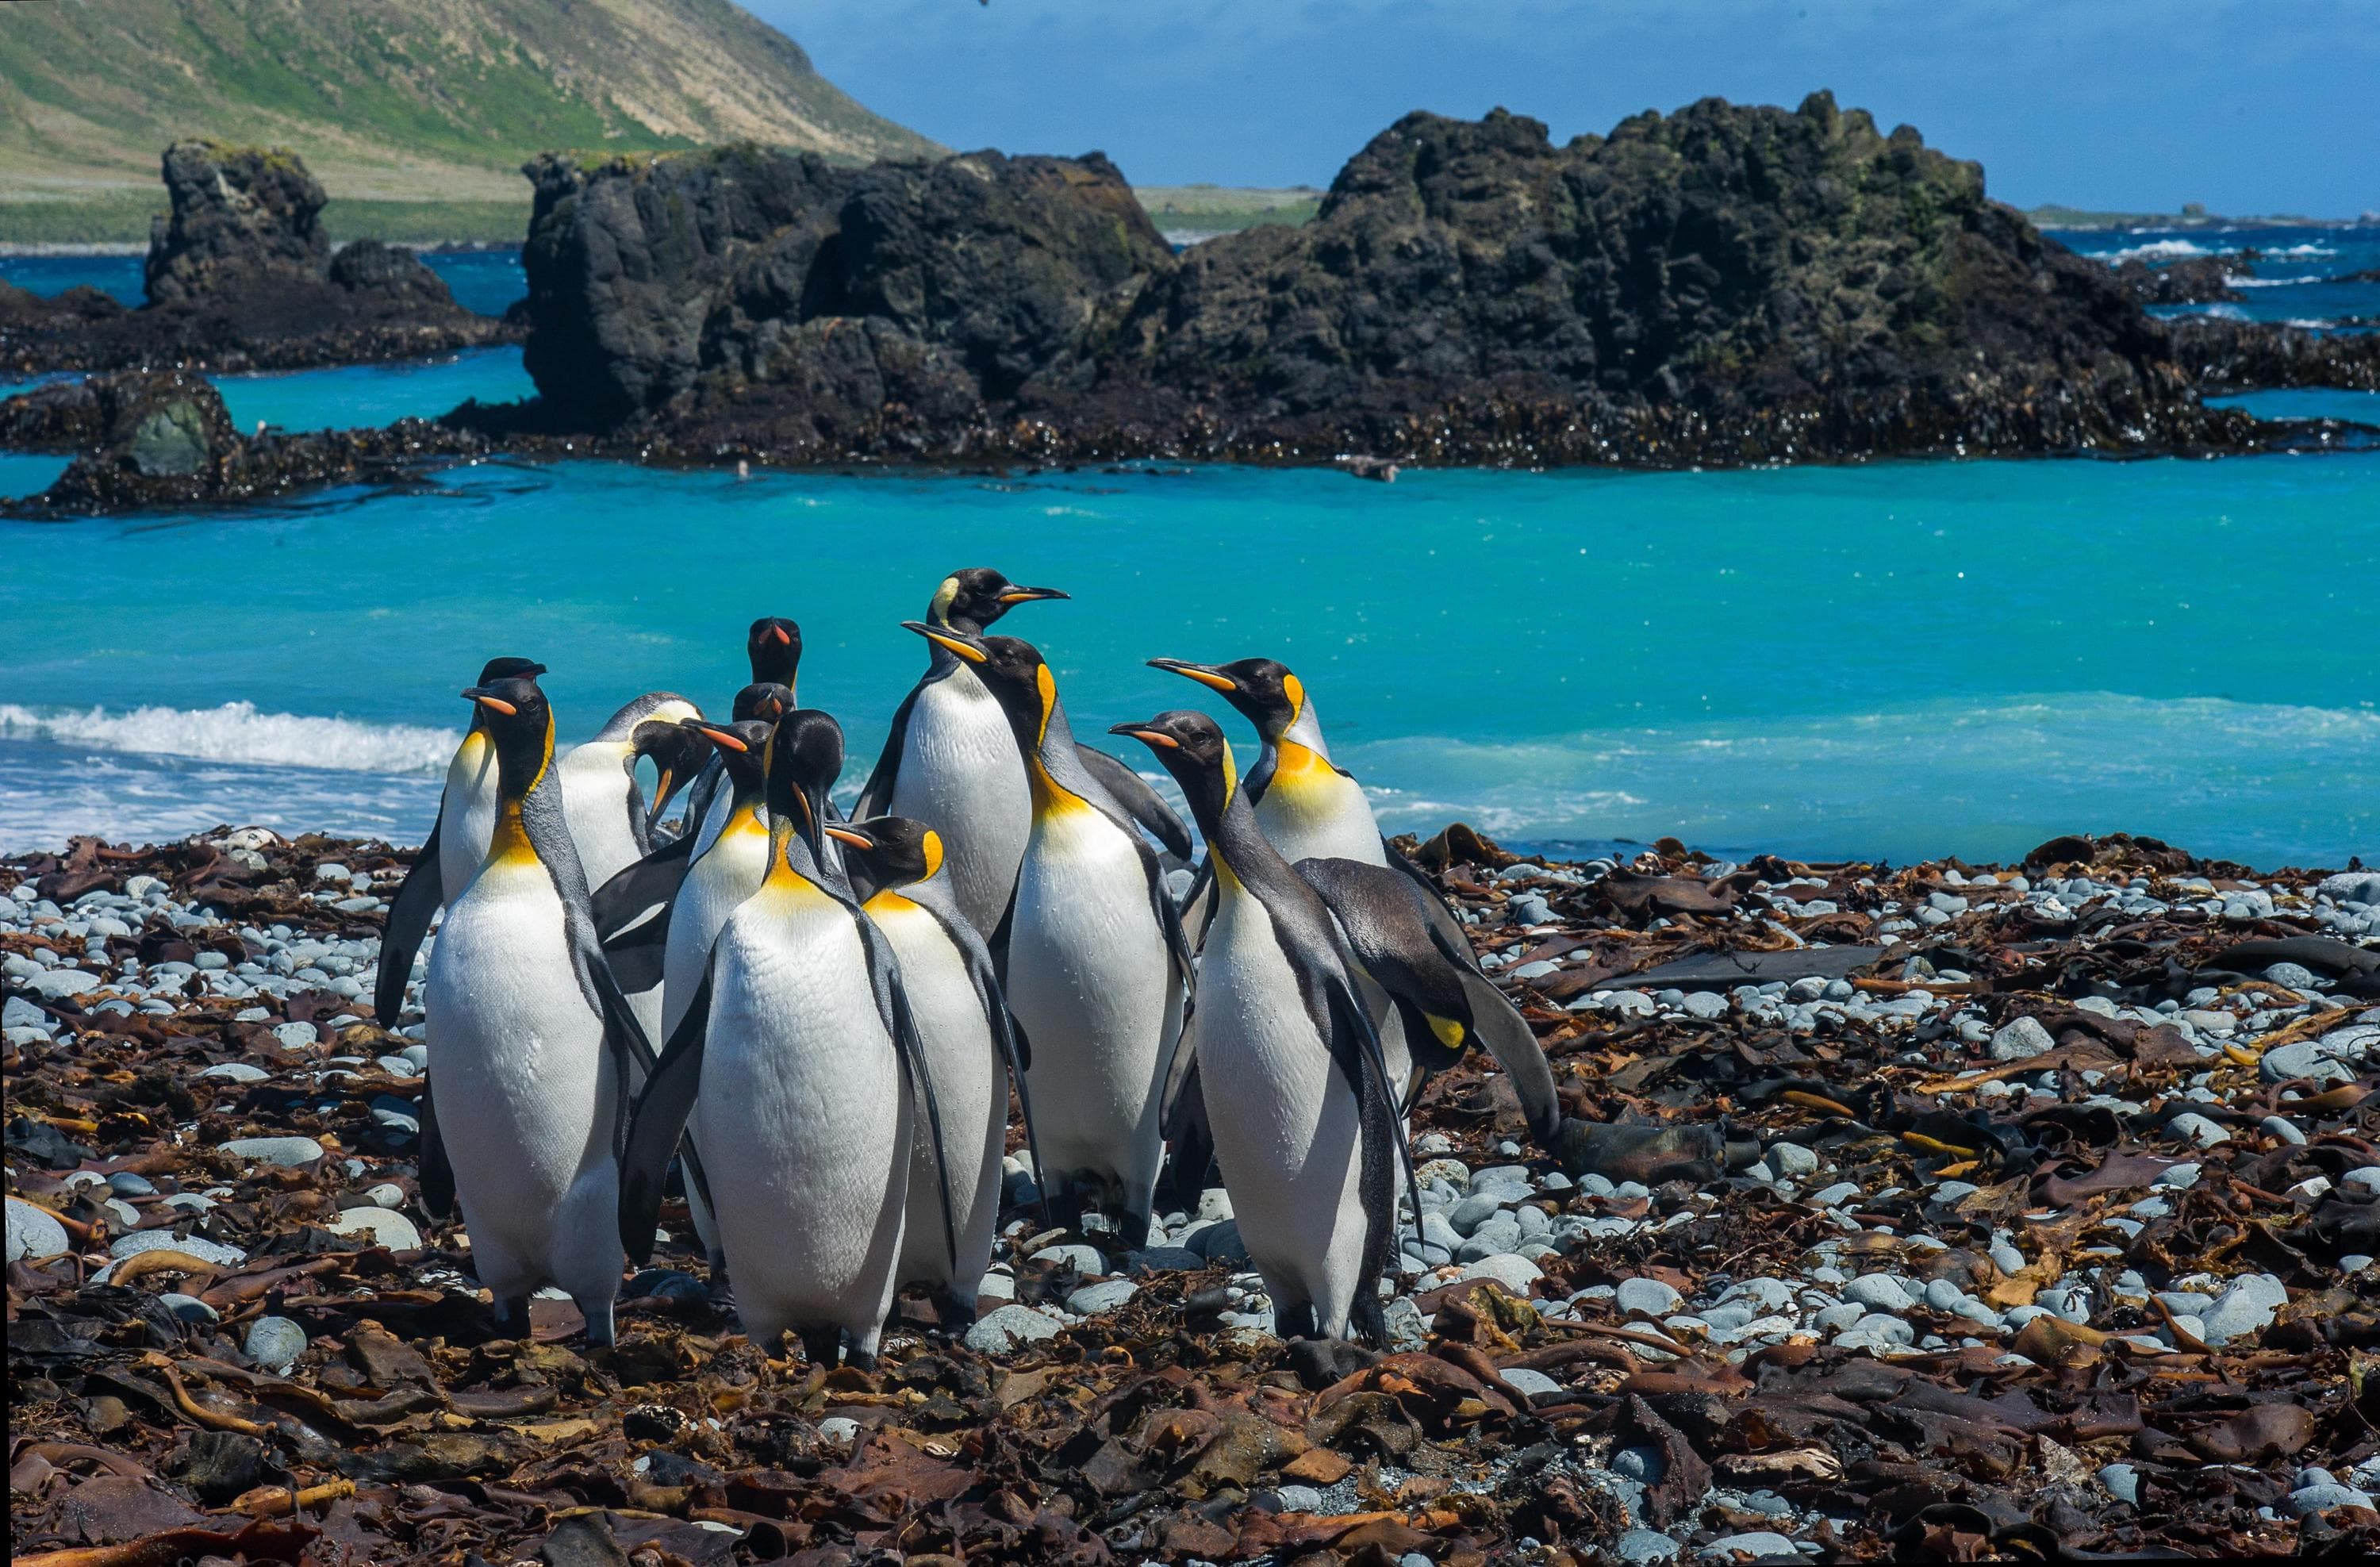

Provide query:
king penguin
left=421, top=670, right=654, bottom=1346
left=855, top=570, right=1069, bottom=935
left=374, top=655, right=547, bottom=1031
left=902, top=624, right=1189, bottom=1242
left=1148, top=657, right=1385, bottom=869
left=617, top=711, right=958, bottom=1368
left=833, top=816, right=1044, bottom=1319
left=559, top=692, right=707, bottom=895
left=1112, top=709, right=1412, bottom=1342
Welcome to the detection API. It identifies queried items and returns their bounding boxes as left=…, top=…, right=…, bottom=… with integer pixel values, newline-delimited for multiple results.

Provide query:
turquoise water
left=215, top=349, right=534, bottom=432
left=2205, top=388, right=2380, bottom=424
left=4, top=452, right=2374, bottom=864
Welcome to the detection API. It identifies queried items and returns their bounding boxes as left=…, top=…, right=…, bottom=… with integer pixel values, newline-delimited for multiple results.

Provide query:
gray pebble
left=964, top=1304, right=1064, bottom=1354
left=1990, top=1016, right=2054, bottom=1060
left=2198, top=1273, right=2287, bottom=1346
left=1616, top=1277, right=1683, bottom=1317
left=815, top=1415, right=860, bottom=1447
left=2101, top=1462, right=2140, bottom=1504
left=6, top=1197, right=71, bottom=1263
left=221, top=1135, right=324, bottom=1166
left=1614, top=1527, right=1682, bottom=1564
left=1844, top=1273, right=1917, bottom=1312
left=109, top=1230, right=248, bottom=1267
left=243, top=1315, right=308, bottom=1373
left=1067, top=1279, right=1139, bottom=1315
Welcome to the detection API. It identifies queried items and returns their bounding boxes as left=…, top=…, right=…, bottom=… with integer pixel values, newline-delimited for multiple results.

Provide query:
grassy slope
left=0, top=0, right=939, bottom=240
left=1137, top=184, right=1322, bottom=234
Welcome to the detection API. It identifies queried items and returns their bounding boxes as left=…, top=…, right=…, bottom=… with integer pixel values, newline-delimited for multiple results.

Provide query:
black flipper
left=1298, top=855, right=1565, bottom=1147
left=590, top=830, right=695, bottom=942
left=1319, top=969, right=1418, bottom=1345
left=1074, top=743, right=1194, bottom=859
left=854, top=681, right=923, bottom=821
left=850, top=904, right=962, bottom=1274
left=937, top=906, right=1050, bottom=1226
left=374, top=812, right=445, bottom=1024
left=617, top=961, right=713, bottom=1266
left=583, top=935, right=716, bottom=1225
left=416, top=1077, right=455, bottom=1220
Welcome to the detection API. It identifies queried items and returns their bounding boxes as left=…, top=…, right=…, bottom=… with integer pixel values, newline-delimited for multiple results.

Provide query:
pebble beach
left=8, top=824, right=2377, bottom=1563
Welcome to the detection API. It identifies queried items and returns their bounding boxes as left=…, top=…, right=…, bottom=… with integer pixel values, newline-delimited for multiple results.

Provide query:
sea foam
left=0, top=702, right=458, bottom=774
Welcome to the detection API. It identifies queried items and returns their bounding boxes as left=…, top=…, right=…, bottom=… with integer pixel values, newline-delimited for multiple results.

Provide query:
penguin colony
left=385, top=570, right=1566, bottom=1364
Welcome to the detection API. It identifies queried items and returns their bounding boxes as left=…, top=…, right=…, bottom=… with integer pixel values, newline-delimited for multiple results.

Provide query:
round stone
left=220, top=1135, right=324, bottom=1166
left=327, top=1207, right=422, bottom=1251
left=243, top=1315, right=308, bottom=1373
left=964, top=1304, right=1065, bottom=1354
left=6, top=1197, right=71, bottom=1263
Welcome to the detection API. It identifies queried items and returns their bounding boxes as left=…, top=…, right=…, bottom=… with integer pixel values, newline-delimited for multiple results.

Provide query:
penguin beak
left=997, top=586, right=1068, bottom=605
left=1149, top=658, right=1237, bottom=694
left=1110, top=721, right=1180, bottom=749
left=903, top=620, right=988, bottom=664
left=685, top=720, right=748, bottom=753
left=646, top=766, right=687, bottom=830
left=823, top=824, right=876, bottom=851
left=460, top=687, right=518, bottom=716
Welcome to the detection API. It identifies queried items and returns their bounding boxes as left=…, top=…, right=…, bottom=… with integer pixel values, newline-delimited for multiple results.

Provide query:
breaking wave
left=2104, top=238, right=2214, bottom=263
left=0, top=702, right=459, bottom=774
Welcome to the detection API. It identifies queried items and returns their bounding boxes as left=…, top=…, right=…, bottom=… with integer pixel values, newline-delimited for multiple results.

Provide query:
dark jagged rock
left=2109, top=252, right=2248, bottom=304
left=143, top=140, right=333, bottom=306
left=2171, top=317, right=2380, bottom=393
left=0, top=142, right=514, bottom=376
left=514, top=94, right=2340, bottom=470
left=0, top=371, right=489, bottom=517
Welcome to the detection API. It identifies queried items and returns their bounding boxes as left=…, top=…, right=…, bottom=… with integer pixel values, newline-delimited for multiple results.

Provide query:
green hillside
left=0, top=0, right=941, bottom=243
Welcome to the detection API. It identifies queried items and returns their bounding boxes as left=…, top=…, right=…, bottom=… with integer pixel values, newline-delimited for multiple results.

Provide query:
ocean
left=4, top=238, right=2375, bottom=868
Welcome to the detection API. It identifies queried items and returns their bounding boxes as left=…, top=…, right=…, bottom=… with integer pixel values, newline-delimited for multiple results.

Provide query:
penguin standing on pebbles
left=904, top=624, right=1189, bottom=1243
left=421, top=670, right=653, bottom=1346
left=617, top=712, right=957, bottom=1368
left=1113, top=709, right=1413, bottom=1342
left=833, top=815, right=1044, bottom=1319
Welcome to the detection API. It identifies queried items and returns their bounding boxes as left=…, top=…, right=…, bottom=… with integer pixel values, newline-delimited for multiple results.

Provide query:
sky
left=753, top=1, right=2380, bottom=216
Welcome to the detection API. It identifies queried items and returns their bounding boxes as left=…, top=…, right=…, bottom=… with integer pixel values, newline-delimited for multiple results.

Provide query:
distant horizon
left=754, top=0, right=2380, bottom=220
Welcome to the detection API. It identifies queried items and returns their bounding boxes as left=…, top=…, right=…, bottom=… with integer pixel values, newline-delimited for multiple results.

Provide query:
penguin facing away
left=617, top=710, right=958, bottom=1368
left=1112, top=709, right=1415, bottom=1342
left=832, top=815, right=1046, bottom=1318
left=420, top=670, right=656, bottom=1347
left=902, top=623, right=1190, bottom=1243
left=559, top=691, right=706, bottom=895
left=857, top=570, right=1070, bottom=935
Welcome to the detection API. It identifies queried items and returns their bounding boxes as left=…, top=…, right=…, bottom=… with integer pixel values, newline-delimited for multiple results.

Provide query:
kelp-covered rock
left=515, top=94, right=2355, bottom=467
left=1, top=371, right=488, bottom=516
left=0, top=142, right=512, bottom=376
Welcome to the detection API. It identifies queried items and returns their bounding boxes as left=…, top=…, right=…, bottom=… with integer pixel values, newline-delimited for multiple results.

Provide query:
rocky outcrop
left=2168, top=317, right=2380, bottom=392
left=0, top=371, right=489, bottom=517
left=0, top=143, right=513, bottom=376
left=515, top=94, right=2333, bottom=468
left=2109, top=252, right=2249, bottom=305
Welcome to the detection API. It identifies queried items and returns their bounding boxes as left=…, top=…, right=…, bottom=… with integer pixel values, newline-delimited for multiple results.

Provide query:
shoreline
left=6, top=824, right=2376, bottom=1561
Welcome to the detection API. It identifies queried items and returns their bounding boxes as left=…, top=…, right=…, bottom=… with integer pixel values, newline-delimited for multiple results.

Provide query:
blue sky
left=754, top=1, right=2379, bottom=215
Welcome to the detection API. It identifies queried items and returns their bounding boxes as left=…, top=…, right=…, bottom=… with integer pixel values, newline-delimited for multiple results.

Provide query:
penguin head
left=1149, top=657, right=1303, bottom=742
left=825, top=816, right=944, bottom=893
left=467, top=658, right=547, bottom=732
left=902, top=623, right=1057, bottom=753
left=746, top=616, right=802, bottom=690
left=1111, top=709, right=1235, bottom=837
left=460, top=674, right=554, bottom=798
left=683, top=716, right=774, bottom=795
left=761, top=708, right=845, bottom=862
left=928, top=568, right=1066, bottom=636
left=731, top=681, right=795, bottom=724
left=631, top=708, right=712, bottom=830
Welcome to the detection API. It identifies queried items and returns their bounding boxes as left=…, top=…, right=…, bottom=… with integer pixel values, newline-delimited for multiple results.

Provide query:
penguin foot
left=494, top=1294, right=532, bottom=1338
left=705, top=1254, right=736, bottom=1310
left=1275, top=1302, right=1320, bottom=1342
left=1284, top=1335, right=1376, bottom=1391
left=797, top=1326, right=843, bottom=1370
